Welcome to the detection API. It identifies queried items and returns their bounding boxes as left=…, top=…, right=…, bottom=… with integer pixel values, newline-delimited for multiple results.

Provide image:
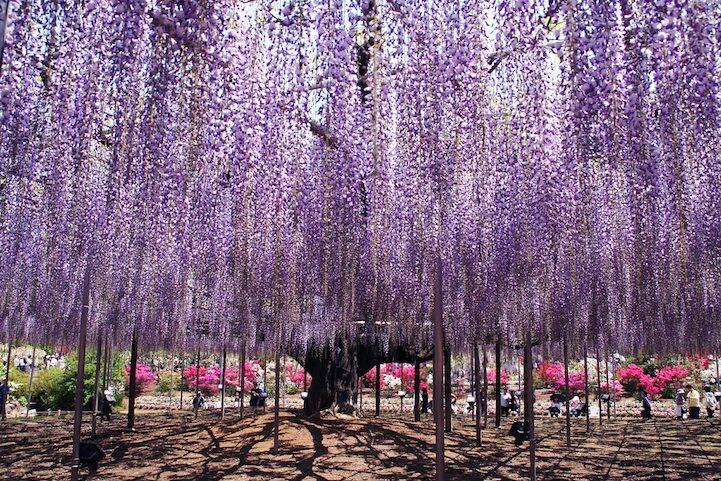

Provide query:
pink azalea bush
left=655, top=365, right=690, bottom=397
left=618, top=363, right=690, bottom=397
left=537, top=361, right=564, bottom=387
left=182, top=360, right=265, bottom=395
left=556, top=371, right=588, bottom=393
left=222, top=360, right=260, bottom=392
left=599, top=380, right=624, bottom=396
left=486, top=368, right=510, bottom=385
left=361, top=363, right=428, bottom=391
left=125, top=362, right=156, bottom=394
left=536, top=361, right=588, bottom=393
left=618, top=364, right=658, bottom=395
left=694, top=355, right=710, bottom=370
left=284, top=361, right=311, bottom=389
left=183, top=365, right=222, bottom=395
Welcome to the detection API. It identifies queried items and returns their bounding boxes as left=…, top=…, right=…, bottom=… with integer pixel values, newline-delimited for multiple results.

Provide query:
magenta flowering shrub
left=222, top=362, right=260, bottom=392
left=125, top=362, right=156, bottom=394
left=654, top=365, right=691, bottom=397
left=182, top=365, right=222, bottom=395
left=618, top=363, right=690, bottom=397
left=556, top=371, right=588, bottom=393
left=599, top=380, right=624, bottom=396
left=181, top=360, right=263, bottom=395
left=361, top=363, right=428, bottom=391
left=618, top=364, right=658, bottom=395
left=486, top=369, right=510, bottom=385
left=537, top=361, right=564, bottom=387
left=536, top=361, right=587, bottom=393
left=284, top=362, right=310, bottom=388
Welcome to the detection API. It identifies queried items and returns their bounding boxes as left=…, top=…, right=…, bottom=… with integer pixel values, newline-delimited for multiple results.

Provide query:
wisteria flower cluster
left=0, top=0, right=719, bottom=365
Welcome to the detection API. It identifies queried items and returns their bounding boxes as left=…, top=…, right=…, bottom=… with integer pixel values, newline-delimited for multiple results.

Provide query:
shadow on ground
left=2, top=410, right=721, bottom=480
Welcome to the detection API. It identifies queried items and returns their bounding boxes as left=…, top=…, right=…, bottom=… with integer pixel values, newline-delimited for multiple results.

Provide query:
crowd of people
left=9, top=352, right=67, bottom=373
left=542, top=383, right=721, bottom=422
left=624, top=383, right=720, bottom=420
left=665, top=384, right=720, bottom=420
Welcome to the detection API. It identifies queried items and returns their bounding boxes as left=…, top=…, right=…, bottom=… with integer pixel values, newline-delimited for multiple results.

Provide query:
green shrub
left=29, top=351, right=125, bottom=410
left=7, top=367, right=30, bottom=402
left=156, top=370, right=184, bottom=394
left=33, top=367, right=74, bottom=410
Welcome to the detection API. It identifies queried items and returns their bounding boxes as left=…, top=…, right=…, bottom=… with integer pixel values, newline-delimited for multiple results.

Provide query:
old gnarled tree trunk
left=302, top=336, right=431, bottom=416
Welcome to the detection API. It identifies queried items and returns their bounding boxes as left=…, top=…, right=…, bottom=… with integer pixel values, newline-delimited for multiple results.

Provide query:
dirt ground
left=2, top=409, right=721, bottom=481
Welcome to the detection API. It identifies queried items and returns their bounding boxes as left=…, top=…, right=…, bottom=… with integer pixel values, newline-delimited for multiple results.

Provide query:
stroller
left=79, top=441, right=106, bottom=472
left=508, top=420, right=530, bottom=446
left=571, top=403, right=588, bottom=417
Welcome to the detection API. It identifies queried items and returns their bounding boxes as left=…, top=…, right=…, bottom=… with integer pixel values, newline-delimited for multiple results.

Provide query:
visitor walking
left=421, top=387, right=429, bottom=413
left=100, top=394, right=113, bottom=421
left=192, top=392, right=205, bottom=411
left=510, top=390, right=520, bottom=416
left=640, top=389, right=652, bottom=420
left=704, top=385, right=717, bottom=418
left=0, top=380, right=9, bottom=418
left=687, top=384, right=700, bottom=419
left=675, top=388, right=686, bottom=419
left=501, top=387, right=511, bottom=417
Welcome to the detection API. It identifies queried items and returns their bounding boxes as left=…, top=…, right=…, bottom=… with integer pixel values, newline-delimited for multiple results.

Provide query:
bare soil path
left=3, top=410, right=721, bottom=480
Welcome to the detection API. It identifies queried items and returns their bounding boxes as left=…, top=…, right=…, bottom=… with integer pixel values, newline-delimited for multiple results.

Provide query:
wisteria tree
left=1, top=1, right=720, bottom=480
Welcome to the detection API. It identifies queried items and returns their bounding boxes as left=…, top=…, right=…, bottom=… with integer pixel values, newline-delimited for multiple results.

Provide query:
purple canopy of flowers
left=0, top=0, right=719, bottom=360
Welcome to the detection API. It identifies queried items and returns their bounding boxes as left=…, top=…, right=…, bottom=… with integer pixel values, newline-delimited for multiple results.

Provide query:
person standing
left=0, top=380, right=9, bottom=419
left=421, top=387, right=429, bottom=413
left=687, top=384, right=701, bottom=419
left=640, top=389, right=652, bottom=420
left=501, top=387, right=511, bottom=417
left=704, top=385, right=718, bottom=418
left=675, top=388, right=686, bottom=419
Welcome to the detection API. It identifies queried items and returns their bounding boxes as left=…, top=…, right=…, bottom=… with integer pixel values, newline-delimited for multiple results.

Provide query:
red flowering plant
left=361, top=363, right=428, bottom=392
left=182, top=365, right=222, bottom=395
left=699, top=356, right=711, bottom=370
left=599, top=380, right=624, bottom=396
left=486, top=368, right=510, bottom=385
left=537, top=361, right=564, bottom=387
left=283, top=361, right=311, bottom=393
left=618, top=364, right=659, bottom=396
left=654, top=365, right=690, bottom=398
left=618, top=360, right=692, bottom=399
left=221, top=360, right=261, bottom=393
left=556, top=371, right=588, bottom=394
left=536, top=361, right=587, bottom=394
left=125, top=362, right=157, bottom=395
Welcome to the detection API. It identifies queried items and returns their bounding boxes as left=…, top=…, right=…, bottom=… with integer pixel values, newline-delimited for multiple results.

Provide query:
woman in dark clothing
left=640, top=389, right=652, bottom=419
left=249, top=383, right=262, bottom=408
left=100, top=396, right=113, bottom=421
left=421, top=387, right=429, bottom=413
